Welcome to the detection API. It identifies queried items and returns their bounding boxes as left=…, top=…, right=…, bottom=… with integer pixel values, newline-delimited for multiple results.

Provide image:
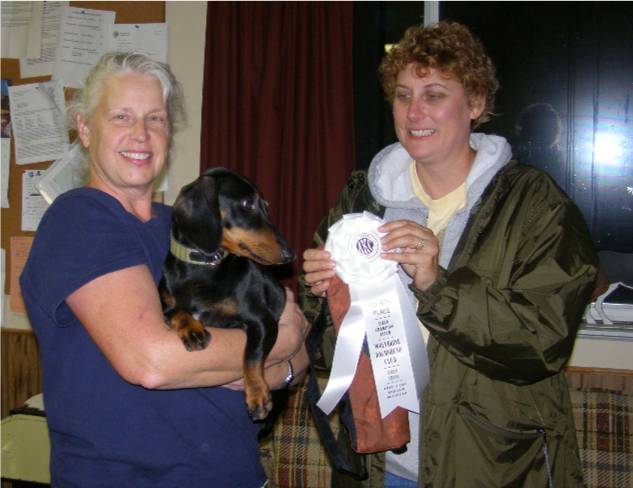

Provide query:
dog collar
left=169, top=236, right=228, bottom=267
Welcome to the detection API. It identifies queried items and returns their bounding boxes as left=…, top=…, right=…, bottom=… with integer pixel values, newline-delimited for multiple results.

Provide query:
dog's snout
left=281, top=247, right=295, bottom=263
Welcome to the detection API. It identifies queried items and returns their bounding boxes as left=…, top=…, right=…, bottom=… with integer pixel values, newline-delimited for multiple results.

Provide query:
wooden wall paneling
left=1, top=329, right=42, bottom=418
left=566, top=366, right=633, bottom=395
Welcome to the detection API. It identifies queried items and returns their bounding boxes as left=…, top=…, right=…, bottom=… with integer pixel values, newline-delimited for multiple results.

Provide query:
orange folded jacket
left=326, top=273, right=410, bottom=453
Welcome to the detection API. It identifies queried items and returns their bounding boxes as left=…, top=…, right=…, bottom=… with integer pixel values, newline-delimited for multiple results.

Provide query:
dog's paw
left=180, top=328, right=211, bottom=351
left=169, top=310, right=211, bottom=351
left=246, top=385, right=272, bottom=421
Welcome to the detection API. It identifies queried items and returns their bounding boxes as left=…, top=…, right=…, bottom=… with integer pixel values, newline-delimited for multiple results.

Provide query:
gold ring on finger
left=415, top=239, right=426, bottom=250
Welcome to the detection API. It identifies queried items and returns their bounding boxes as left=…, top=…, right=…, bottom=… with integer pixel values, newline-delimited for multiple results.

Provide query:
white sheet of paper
left=22, top=169, right=47, bottom=231
left=20, top=1, right=68, bottom=79
left=52, top=6, right=116, bottom=88
left=1, top=1, right=43, bottom=59
left=1, top=139, right=10, bottom=208
left=35, top=143, right=87, bottom=205
left=106, top=23, right=168, bottom=63
left=8, top=81, right=69, bottom=165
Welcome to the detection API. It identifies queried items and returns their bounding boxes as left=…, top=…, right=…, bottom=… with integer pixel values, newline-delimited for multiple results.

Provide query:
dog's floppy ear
left=172, top=174, right=223, bottom=253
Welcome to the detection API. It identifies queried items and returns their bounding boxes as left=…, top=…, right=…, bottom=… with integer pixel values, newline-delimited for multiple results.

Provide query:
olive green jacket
left=300, top=155, right=598, bottom=487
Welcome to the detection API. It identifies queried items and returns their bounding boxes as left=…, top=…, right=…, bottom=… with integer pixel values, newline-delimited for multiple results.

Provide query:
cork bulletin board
left=1, top=1, right=165, bottom=308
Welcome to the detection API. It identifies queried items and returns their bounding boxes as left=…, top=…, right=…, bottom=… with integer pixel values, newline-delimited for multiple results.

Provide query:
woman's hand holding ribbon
left=302, top=248, right=336, bottom=297
left=379, top=220, right=439, bottom=291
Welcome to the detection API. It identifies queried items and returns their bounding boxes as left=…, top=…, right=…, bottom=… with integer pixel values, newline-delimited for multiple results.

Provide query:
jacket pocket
left=453, top=406, right=554, bottom=488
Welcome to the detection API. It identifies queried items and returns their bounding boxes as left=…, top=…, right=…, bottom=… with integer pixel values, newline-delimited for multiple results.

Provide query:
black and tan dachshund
left=159, top=167, right=294, bottom=420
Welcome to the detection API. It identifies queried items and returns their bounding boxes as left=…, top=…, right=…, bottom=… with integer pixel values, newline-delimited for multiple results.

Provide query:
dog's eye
left=241, top=198, right=257, bottom=211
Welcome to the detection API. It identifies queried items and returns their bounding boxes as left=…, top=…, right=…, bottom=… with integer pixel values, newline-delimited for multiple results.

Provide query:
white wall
left=165, top=1, right=208, bottom=204
left=572, top=336, right=632, bottom=369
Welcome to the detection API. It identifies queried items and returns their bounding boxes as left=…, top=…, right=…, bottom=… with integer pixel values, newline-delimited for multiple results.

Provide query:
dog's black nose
left=282, top=248, right=295, bottom=262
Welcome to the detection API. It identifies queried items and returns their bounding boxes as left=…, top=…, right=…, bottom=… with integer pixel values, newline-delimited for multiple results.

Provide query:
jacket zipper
left=460, top=408, right=555, bottom=487
left=539, top=428, right=554, bottom=488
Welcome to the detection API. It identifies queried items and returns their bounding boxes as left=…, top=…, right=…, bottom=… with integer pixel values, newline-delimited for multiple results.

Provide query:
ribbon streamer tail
left=316, top=289, right=366, bottom=415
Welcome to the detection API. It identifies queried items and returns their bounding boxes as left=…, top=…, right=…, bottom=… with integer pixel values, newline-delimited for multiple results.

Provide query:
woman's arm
left=225, top=342, right=310, bottom=391
left=66, top=264, right=309, bottom=389
left=416, top=194, right=598, bottom=384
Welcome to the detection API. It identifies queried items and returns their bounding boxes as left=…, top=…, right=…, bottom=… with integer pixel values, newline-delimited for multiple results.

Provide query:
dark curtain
left=200, top=2, right=355, bottom=286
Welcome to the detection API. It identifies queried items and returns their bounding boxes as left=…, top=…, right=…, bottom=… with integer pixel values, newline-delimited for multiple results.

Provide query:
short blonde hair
left=379, top=21, right=499, bottom=127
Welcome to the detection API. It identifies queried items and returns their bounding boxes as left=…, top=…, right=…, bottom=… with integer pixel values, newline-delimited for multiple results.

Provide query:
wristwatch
left=282, top=360, right=295, bottom=388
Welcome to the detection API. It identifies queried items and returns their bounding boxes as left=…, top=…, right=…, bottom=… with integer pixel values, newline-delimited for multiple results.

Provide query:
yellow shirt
left=409, top=161, right=466, bottom=244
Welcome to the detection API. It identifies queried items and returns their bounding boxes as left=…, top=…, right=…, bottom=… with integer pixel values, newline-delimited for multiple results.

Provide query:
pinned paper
left=9, top=236, right=33, bottom=314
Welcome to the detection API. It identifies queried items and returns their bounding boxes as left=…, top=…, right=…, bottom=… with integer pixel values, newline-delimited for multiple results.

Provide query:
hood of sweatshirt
left=367, top=133, right=513, bottom=214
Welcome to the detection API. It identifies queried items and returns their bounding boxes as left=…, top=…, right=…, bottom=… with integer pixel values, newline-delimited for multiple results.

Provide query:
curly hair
left=379, top=21, right=499, bottom=127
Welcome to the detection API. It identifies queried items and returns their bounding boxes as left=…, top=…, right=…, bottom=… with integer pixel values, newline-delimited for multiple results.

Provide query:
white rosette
left=317, top=211, right=429, bottom=419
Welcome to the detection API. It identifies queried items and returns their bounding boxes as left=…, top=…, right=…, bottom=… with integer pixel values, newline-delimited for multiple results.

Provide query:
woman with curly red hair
left=301, top=21, right=596, bottom=487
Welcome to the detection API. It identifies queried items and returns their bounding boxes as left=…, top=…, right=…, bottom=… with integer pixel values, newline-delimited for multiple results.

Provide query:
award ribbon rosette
left=317, top=211, right=429, bottom=423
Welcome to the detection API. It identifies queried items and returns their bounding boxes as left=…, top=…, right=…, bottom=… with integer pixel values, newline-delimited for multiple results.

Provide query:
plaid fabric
left=571, top=389, right=633, bottom=488
left=262, top=381, right=633, bottom=488
left=260, top=378, right=338, bottom=488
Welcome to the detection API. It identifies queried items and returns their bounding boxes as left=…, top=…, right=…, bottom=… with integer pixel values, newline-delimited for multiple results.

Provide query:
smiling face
left=77, top=71, right=170, bottom=198
left=393, top=64, right=484, bottom=169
